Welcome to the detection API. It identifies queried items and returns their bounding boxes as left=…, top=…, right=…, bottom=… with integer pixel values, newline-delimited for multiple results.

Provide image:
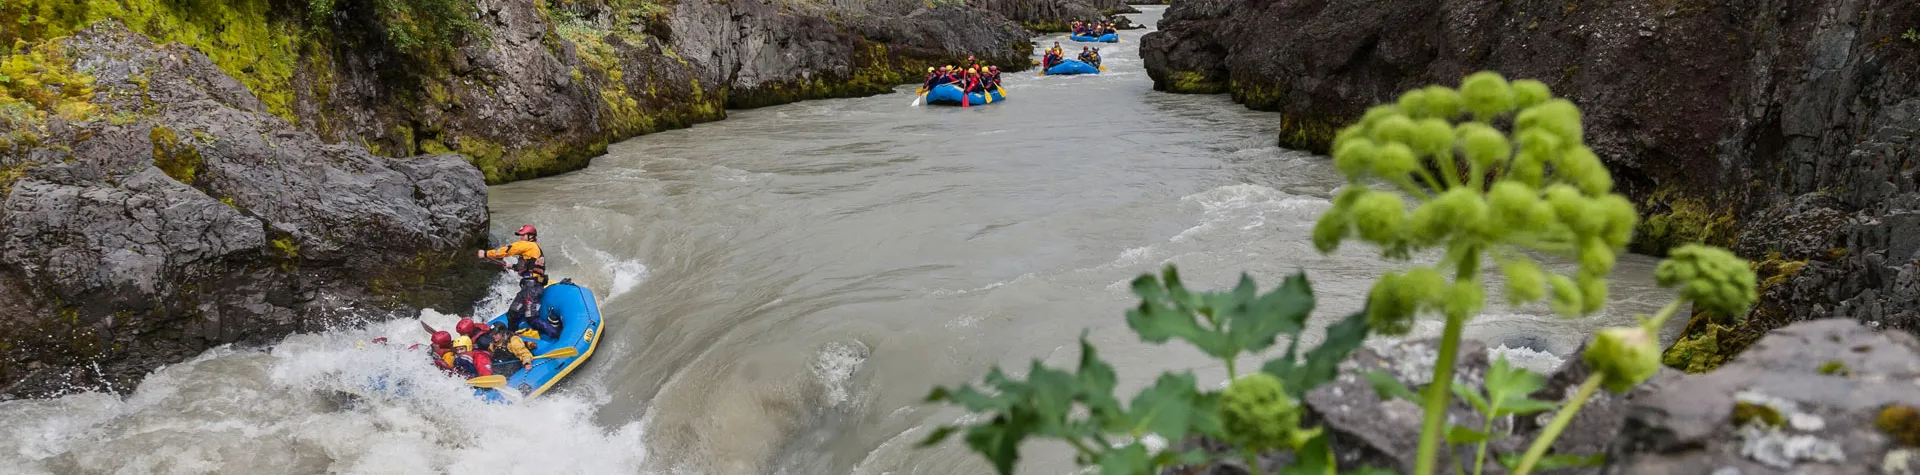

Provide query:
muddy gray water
left=1, top=7, right=1682, bottom=475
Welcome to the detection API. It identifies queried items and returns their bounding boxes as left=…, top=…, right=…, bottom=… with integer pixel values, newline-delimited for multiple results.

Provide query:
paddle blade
left=467, top=375, right=507, bottom=388
left=534, top=347, right=579, bottom=360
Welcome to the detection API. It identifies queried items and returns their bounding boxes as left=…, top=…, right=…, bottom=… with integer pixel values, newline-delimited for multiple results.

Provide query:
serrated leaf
left=1495, top=452, right=1605, bottom=471
left=1444, top=424, right=1489, bottom=444
left=964, top=413, right=1034, bottom=475
left=1498, top=397, right=1559, bottom=416
left=1077, top=332, right=1125, bottom=426
left=1226, top=272, right=1314, bottom=354
left=1128, top=277, right=1236, bottom=358
left=1287, top=310, right=1370, bottom=396
left=1123, top=372, right=1200, bottom=440
left=1097, top=443, right=1154, bottom=475
left=1025, top=362, right=1080, bottom=437
left=1451, top=381, right=1490, bottom=417
left=918, top=425, right=959, bottom=447
left=1362, top=371, right=1419, bottom=403
left=1186, top=390, right=1224, bottom=439
left=1278, top=432, right=1337, bottom=475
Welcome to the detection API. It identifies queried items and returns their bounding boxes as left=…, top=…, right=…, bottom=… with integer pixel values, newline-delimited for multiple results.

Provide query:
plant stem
left=1473, top=419, right=1493, bottom=475
left=1436, top=151, right=1463, bottom=190
left=1225, top=358, right=1238, bottom=381
left=1412, top=312, right=1467, bottom=475
left=1647, top=299, right=1684, bottom=329
left=1065, top=437, right=1101, bottom=461
left=1512, top=373, right=1604, bottom=475
left=1243, top=448, right=1263, bottom=475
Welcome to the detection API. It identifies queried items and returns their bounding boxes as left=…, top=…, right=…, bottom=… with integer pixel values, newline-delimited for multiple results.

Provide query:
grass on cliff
left=2, top=0, right=486, bottom=121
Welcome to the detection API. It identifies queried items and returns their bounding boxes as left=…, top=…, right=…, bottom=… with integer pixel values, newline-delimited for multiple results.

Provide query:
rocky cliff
left=0, top=0, right=1052, bottom=398
left=1, top=24, right=495, bottom=398
left=1141, top=0, right=1920, bottom=370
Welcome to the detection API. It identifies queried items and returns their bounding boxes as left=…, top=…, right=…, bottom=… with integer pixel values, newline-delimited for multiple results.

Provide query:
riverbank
left=0, top=0, right=1112, bottom=399
left=1140, top=0, right=1920, bottom=371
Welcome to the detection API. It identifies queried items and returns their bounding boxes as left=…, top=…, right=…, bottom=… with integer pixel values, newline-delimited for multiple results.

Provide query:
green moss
left=1160, top=71, right=1226, bottom=94
left=1817, top=360, right=1849, bottom=376
left=1631, top=187, right=1738, bottom=256
left=1228, top=79, right=1283, bottom=108
left=270, top=236, right=299, bottom=258
left=1732, top=400, right=1785, bottom=427
left=1880, top=405, right=1920, bottom=447
left=149, top=126, right=201, bottom=184
left=1276, top=112, right=1344, bottom=154
left=1662, top=320, right=1731, bottom=373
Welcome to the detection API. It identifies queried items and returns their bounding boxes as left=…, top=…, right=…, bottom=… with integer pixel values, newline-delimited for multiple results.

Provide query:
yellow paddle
left=532, top=347, right=578, bottom=360
left=467, top=375, right=506, bottom=388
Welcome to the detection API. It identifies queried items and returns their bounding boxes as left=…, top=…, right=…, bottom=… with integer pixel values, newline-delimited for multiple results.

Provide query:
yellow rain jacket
left=484, top=241, right=542, bottom=261
left=490, top=334, right=536, bottom=366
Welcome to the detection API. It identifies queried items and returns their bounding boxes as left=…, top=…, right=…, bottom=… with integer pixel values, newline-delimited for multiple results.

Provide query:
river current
left=1, top=7, right=1682, bottom=475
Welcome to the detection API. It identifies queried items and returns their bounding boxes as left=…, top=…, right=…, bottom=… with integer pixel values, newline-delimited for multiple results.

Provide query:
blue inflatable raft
left=1069, top=33, right=1119, bottom=43
left=473, top=278, right=603, bottom=403
left=1044, top=59, right=1101, bottom=76
left=923, top=83, right=1005, bottom=106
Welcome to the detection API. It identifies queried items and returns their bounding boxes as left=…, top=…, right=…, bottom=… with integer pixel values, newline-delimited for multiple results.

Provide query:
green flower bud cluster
left=1582, top=326, right=1660, bottom=393
left=1219, top=373, right=1317, bottom=451
left=1317, top=71, right=1642, bottom=331
left=1655, top=244, right=1760, bottom=317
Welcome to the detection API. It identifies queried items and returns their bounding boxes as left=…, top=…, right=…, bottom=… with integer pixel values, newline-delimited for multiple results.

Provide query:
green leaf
left=1225, top=272, right=1314, bottom=353
left=1025, top=362, right=1081, bottom=437
left=1450, top=380, right=1491, bottom=417
left=1362, top=371, right=1419, bottom=403
left=1500, top=397, right=1559, bottom=416
left=1483, top=355, right=1555, bottom=417
left=964, top=413, right=1035, bottom=475
left=1127, top=273, right=1236, bottom=358
left=1186, top=389, right=1226, bottom=439
left=1287, top=310, right=1371, bottom=396
left=1122, top=372, right=1201, bottom=440
left=918, top=425, right=959, bottom=447
left=1077, top=332, right=1126, bottom=426
left=1097, top=443, right=1155, bottom=475
left=1444, top=424, right=1489, bottom=444
left=1278, top=432, right=1337, bottom=475
left=1495, top=452, right=1605, bottom=471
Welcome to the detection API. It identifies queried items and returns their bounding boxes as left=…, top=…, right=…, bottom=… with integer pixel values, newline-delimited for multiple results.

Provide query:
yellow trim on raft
left=525, top=281, right=604, bottom=399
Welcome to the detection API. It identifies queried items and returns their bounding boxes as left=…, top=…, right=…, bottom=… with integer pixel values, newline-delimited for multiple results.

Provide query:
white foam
left=0, top=315, right=650, bottom=474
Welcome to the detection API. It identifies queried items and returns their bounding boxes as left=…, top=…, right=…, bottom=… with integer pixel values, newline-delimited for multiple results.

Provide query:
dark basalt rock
left=0, top=24, right=495, bottom=399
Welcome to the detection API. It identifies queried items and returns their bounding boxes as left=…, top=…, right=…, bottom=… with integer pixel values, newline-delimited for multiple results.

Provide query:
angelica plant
left=1313, top=71, right=1756, bottom=475
left=919, top=268, right=1375, bottom=475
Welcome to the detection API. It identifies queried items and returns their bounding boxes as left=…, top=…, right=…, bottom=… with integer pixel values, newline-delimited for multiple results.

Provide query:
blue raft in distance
left=924, top=83, right=1005, bottom=106
left=1044, top=59, right=1101, bottom=76
left=1069, top=33, right=1119, bottom=43
left=473, top=278, right=604, bottom=403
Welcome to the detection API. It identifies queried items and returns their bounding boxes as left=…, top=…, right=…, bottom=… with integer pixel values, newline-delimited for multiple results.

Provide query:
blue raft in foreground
left=924, top=83, right=1005, bottom=106
left=1044, top=59, right=1101, bottom=76
left=1069, top=33, right=1119, bottom=43
left=473, top=278, right=603, bottom=403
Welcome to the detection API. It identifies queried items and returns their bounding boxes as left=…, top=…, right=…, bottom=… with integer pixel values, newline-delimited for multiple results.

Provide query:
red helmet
left=515, top=225, right=537, bottom=236
left=431, top=331, right=452, bottom=347
left=454, top=320, right=476, bottom=336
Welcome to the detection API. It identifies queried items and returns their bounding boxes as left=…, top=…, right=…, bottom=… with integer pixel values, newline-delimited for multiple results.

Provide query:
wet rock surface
left=0, top=24, right=495, bottom=399
left=1611, top=319, right=1920, bottom=474
left=1139, top=0, right=1920, bottom=358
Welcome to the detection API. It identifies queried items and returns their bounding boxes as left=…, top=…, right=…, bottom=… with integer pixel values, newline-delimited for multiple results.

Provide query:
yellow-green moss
left=270, top=236, right=299, bottom=258
left=1632, top=186, right=1738, bottom=256
left=149, top=126, right=201, bottom=184
left=1276, top=112, right=1344, bottom=154
left=1157, top=71, right=1226, bottom=94
left=1880, top=405, right=1920, bottom=447
left=1732, top=400, right=1785, bottom=427
left=1662, top=320, right=1731, bottom=373
left=2, top=38, right=100, bottom=152
left=1817, top=360, right=1849, bottom=376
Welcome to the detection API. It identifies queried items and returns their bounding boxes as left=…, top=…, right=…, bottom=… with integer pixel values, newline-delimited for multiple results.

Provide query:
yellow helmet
left=927, top=67, right=935, bottom=72
left=452, top=335, right=473, bottom=350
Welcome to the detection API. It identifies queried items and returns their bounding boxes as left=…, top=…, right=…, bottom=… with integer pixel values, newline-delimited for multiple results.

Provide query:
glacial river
left=0, top=6, right=1679, bottom=475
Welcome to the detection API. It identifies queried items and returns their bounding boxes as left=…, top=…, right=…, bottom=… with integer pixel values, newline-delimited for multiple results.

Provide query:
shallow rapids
left=1, top=6, right=1682, bottom=475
